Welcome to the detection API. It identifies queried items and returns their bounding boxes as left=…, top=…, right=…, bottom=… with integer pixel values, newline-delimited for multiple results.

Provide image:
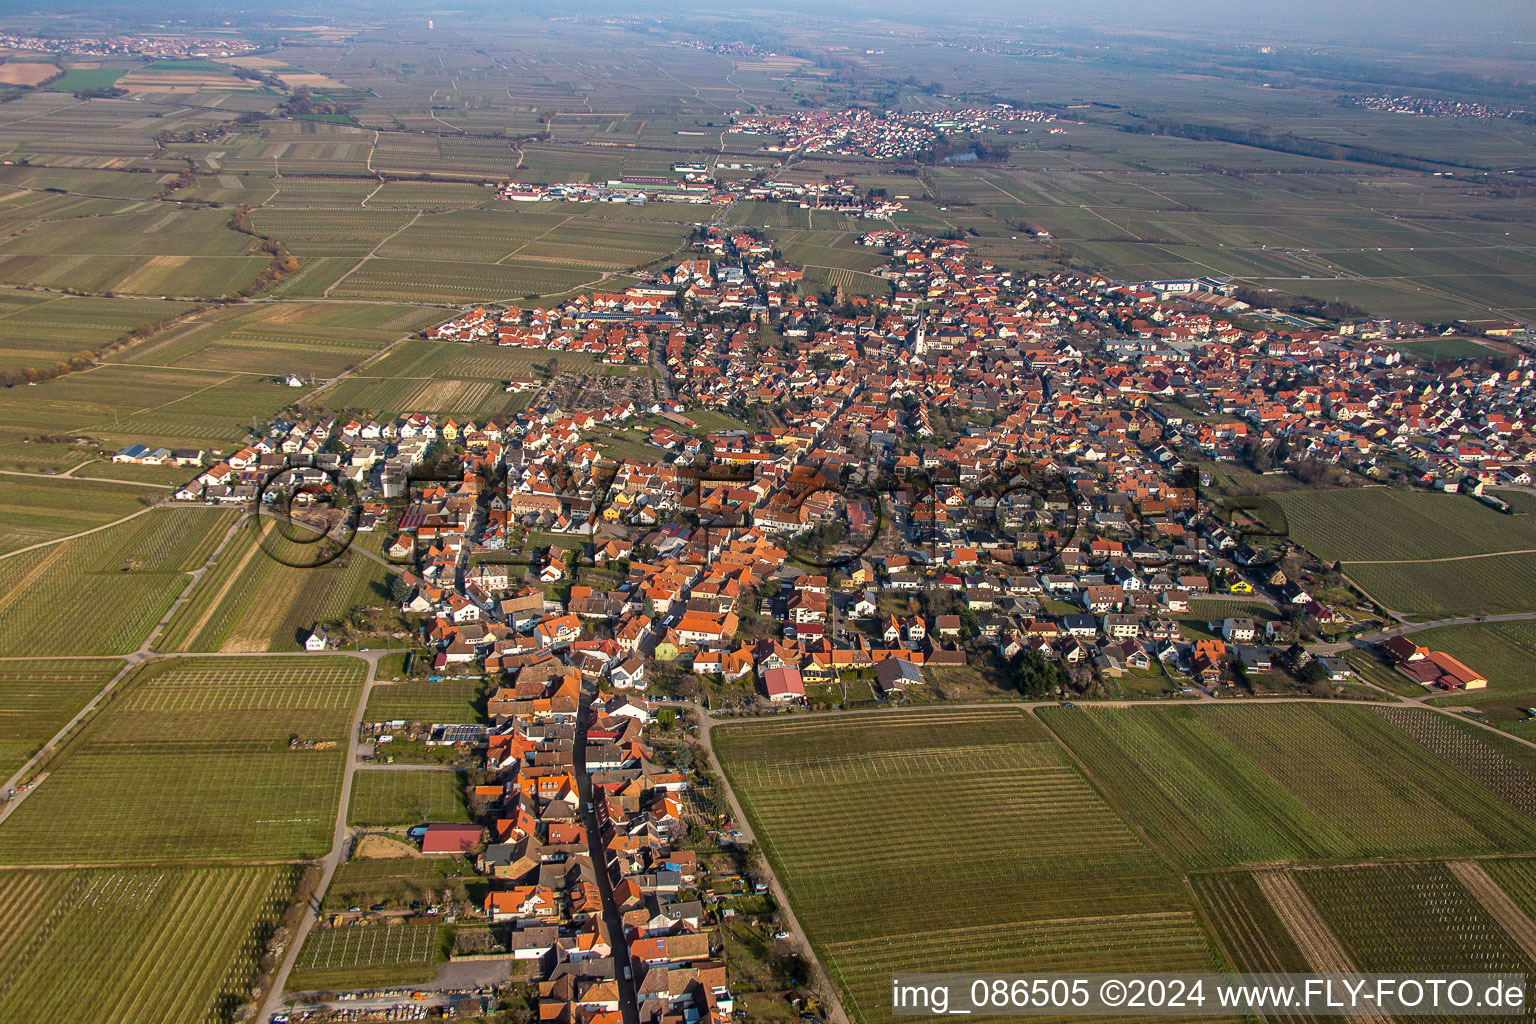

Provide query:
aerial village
left=161, top=221, right=1536, bottom=702
left=159, top=215, right=1534, bottom=1018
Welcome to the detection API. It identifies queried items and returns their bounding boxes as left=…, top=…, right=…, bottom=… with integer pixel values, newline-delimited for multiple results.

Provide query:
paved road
left=692, top=707, right=852, bottom=1024
left=575, top=683, right=642, bottom=1024
left=1307, top=611, right=1536, bottom=655
left=258, top=648, right=390, bottom=1024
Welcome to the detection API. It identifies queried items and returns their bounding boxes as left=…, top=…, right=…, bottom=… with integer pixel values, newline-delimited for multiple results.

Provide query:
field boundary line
left=1253, top=871, right=1391, bottom=1024
left=1447, top=860, right=1536, bottom=962
left=0, top=503, right=162, bottom=563
left=1345, top=547, right=1536, bottom=566
left=160, top=517, right=260, bottom=652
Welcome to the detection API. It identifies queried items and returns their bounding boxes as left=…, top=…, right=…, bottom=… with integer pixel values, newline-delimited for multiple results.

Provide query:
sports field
left=713, top=709, right=1233, bottom=1024
left=0, top=656, right=365, bottom=864
left=1038, top=704, right=1536, bottom=869
left=0, top=864, right=301, bottom=1024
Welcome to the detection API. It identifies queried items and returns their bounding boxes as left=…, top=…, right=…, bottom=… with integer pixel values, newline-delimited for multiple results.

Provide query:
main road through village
left=4, top=503, right=1536, bottom=1024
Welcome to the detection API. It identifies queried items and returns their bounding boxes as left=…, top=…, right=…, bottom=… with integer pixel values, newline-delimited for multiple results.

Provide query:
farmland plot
left=0, top=865, right=300, bottom=1024
left=158, top=526, right=391, bottom=653
left=0, top=507, right=236, bottom=657
left=0, top=656, right=364, bottom=864
left=0, top=476, right=161, bottom=554
left=1275, top=488, right=1536, bottom=563
left=364, top=679, right=486, bottom=723
left=1298, top=863, right=1536, bottom=993
left=347, top=769, right=470, bottom=827
left=289, top=922, right=445, bottom=990
left=714, top=709, right=1234, bottom=1024
left=0, top=659, right=121, bottom=779
left=1038, top=704, right=1536, bottom=869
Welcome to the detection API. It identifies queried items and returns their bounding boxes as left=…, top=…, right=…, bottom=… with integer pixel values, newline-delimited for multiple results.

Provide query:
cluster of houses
left=726, top=106, right=1056, bottom=159
left=367, top=676, right=728, bottom=1024
left=147, top=217, right=1532, bottom=703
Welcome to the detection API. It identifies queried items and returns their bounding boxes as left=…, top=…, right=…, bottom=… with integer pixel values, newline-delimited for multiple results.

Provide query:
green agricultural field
left=157, top=526, right=393, bottom=654
left=347, top=769, right=470, bottom=827
left=1298, top=863, right=1535, bottom=987
left=43, top=67, right=126, bottom=92
left=364, top=679, right=487, bottom=723
left=1037, top=704, right=1536, bottom=869
left=321, top=856, right=482, bottom=914
left=0, top=207, right=270, bottom=298
left=118, top=301, right=439, bottom=378
left=1480, top=858, right=1536, bottom=922
left=0, top=658, right=121, bottom=780
left=1275, top=487, right=1536, bottom=564
left=0, top=506, right=236, bottom=657
left=1404, top=622, right=1536, bottom=737
left=1190, top=872, right=1314, bottom=976
left=0, top=292, right=198, bottom=374
left=1344, top=555, right=1536, bottom=619
left=0, top=362, right=299, bottom=449
left=0, top=655, right=365, bottom=864
left=713, top=709, right=1234, bottom=1024
left=0, top=476, right=163, bottom=555
left=0, top=864, right=301, bottom=1024
left=289, top=922, right=446, bottom=990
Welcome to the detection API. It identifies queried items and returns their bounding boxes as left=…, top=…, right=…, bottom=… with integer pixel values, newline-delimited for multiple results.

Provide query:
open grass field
left=713, top=709, right=1233, bottom=1024
left=0, top=655, right=364, bottom=864
left=321, top=856, right=482, bottom=915
left=42, top=67, right=126, bottom=92
left=0, top=658, right=120, bottom=780
left=1037, top=703, right=1536, bottom=869
left=347, top=769, right=470, bottom=827
left=157, top=525, right=392, bottom=654
left=0, top=506, right=235, bottom=657
left=364, top=679, right=487, bottom=723
left=0, top=864, right=301, bottom=1024
left=0, top=475, right=162, bottom=554
left=289, top=922, right=445, bottom=990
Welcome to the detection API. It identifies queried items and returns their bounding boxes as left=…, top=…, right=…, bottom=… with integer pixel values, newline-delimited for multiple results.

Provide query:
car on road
left=773, top=930, right=791, bottom=939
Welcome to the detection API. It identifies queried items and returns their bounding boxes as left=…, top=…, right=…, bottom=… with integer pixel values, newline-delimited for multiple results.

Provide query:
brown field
left=116, top=71, right=258, bottom=92
left=1253, top=871, right=1390, bottom=1024
left=0, top=62, right=59, bottom=86
left=114, top=255, right=189, bottom=293
left=278, top=72, right=352, bottom=90
left=216, top=56, right=292, bottom=69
